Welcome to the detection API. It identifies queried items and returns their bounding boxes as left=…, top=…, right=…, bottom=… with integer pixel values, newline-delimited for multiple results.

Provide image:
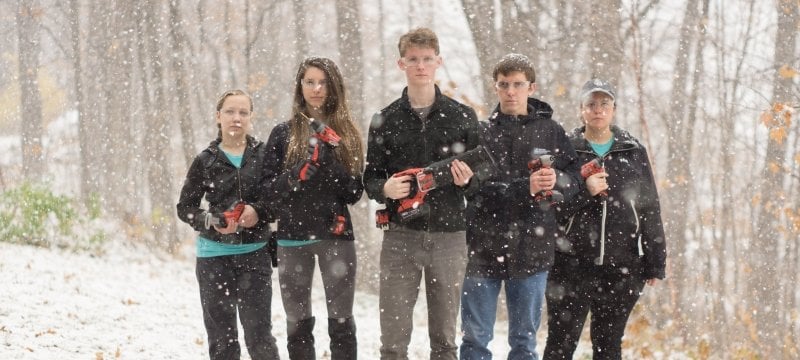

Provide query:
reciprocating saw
left=376, top=145, right=496, bottom=227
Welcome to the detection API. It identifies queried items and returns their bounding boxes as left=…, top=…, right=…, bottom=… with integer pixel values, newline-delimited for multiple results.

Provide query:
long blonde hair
left=285, top=57, right=364, bottom=176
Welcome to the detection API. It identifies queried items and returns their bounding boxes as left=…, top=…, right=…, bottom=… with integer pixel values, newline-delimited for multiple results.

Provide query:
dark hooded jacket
left=177, top=135, right=272, bottom=244
left=465, top=97, right=582, bottom=279
left=558, top=125, right=667, bottom=279
left=364, top=85, right=480, bottom=232
left=262, top=121, right=363, bottom=241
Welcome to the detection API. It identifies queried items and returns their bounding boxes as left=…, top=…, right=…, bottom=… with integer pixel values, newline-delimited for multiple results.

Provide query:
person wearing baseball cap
left=544, top=79, right=667, bottom=359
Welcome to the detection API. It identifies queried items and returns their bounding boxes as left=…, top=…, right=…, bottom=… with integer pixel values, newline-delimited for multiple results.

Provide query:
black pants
left=543, top=254, right=645, bottom=360
left=196, top=246, right=279, bottom=360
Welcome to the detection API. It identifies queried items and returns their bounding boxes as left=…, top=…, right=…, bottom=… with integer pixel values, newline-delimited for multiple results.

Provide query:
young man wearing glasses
left=458, top=53, right=581, bottom=359
left=364, top=27, right=479, bottom=360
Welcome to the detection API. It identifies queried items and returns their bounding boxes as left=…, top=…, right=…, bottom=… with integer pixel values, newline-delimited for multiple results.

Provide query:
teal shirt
left=590, top=138, right=614, bottom=156
left=196, top=148, right=266, bottom=258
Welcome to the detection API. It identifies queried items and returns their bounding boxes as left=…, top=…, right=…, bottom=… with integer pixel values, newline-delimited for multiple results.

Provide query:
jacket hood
left=489, top=97, right=554, bottom=126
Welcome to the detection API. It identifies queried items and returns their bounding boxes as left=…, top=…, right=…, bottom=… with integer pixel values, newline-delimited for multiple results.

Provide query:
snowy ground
left=1, top=239, right=536, bottom=360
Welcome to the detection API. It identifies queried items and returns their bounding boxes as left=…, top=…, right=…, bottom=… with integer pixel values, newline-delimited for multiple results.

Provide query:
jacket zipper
left=234, top=150, right=245, bottom=244
left=632, top=200, right=643, bottom=256
left=420, top=109, right=432, bottom=229
left=578, top=139, right=636, bottom=265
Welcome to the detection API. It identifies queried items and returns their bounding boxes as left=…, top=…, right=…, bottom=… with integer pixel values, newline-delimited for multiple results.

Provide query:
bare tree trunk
left=16, top=0, right=45, bottom=182
left=68, top=0, right=94, bottom=203
left=143, top=0, right=178, bottom=252
left=753, top=1, right=798, bottom=356
left=685, top=0, right=710, bottom=339
left=662, top=0, right=701, bottom=342
left=293, top=0, right=308, bottom=65
left=549, top=0, right=577, bottom=128
left=409, top=0, right=433, bottom=26
left=336, top=0, right=365, bottom=129
left=586, top=0, right=623, bottom=85
left=83, top=0, right=110, bottom=205
left=103, top=0, right=137, bottom=216
left=461, top=0, right=497, bottom=111
left=242, top=1, right=272, bottom=135
left=169, top=0, right=196, bottom=168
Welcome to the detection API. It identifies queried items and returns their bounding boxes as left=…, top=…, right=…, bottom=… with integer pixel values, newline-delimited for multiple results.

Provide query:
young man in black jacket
left=459, top=54, right=581, bottom=360
left=364, top=27, right=479, bottom=360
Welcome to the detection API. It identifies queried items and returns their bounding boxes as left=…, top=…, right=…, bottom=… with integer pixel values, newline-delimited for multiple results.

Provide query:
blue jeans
left=459, top=272, right=548, bottom=360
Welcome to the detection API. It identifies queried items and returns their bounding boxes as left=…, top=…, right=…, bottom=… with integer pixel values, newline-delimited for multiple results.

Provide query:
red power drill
left=580, top=158, right=608, bottom=197
left=528, top=153, right=564, bottom=204
left=392, top=168, right=431, bottom=223
left=298, top=116, right=342, bottom=180
left=205, top=201, right=246, bottom=229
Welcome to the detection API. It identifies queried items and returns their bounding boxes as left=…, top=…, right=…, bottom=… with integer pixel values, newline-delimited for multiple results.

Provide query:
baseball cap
left=580, top=79, right=616, bottom=103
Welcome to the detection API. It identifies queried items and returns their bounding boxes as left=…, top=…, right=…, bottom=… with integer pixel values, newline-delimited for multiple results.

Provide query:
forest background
left=0, top=0, right=798, bottom=358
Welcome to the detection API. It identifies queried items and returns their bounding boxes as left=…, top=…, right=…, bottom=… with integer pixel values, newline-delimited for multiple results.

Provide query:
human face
left=398, top=46, right=441, bottom=87
left=495, top=71, right=536, bottom=116
left=301, top=66, right=328, bottom=112
left=215, top=94, right=252, bottom=140
left=581, top=92, right=615, bottom=132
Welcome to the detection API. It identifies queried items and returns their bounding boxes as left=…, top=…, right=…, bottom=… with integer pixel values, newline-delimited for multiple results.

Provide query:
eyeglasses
left=495, top=81, right=531, bottom=90
left=220, top=109, right=251, bottom=117
left=301, top=79, right=327, bottom=89
left=402, top=56, right=438, bottom=67
left=583, top=101, right=614, bottom=111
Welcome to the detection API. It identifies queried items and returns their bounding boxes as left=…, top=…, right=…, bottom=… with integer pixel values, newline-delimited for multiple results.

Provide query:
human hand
left=237, top=204, right=259, bottom=228
left=529, top=167, right=556, bottom=195
left=290, top=160, right=318, bottom=183
left=586, top=171, right=609, bottom=197
left=384, top=174, right=413, bottom=199
left=450, top=159, right=474, bottom=187
left=213, top=216, right=239, bottom=234
left=309, top=140, right=335, bottom=167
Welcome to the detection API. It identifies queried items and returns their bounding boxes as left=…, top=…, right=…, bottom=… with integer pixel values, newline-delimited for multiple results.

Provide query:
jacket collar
left=400, top=84, right=444, bottom=112
left=488, top=97, right=553, bottom=126
left=206, top=135, right=261, bottom=158
left=571, top=125, right=639, bottom=152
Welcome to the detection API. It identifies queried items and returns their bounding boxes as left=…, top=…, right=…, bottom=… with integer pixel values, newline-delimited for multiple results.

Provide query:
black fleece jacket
left=465, top=97, right=582, bottom=279
left=262, top=122, right=363, bottom=241
left=176, top=136, right=272, bottom=244
left=558, top=125, right=667, bottom=279
left=364, top=85, right=480, bottom=232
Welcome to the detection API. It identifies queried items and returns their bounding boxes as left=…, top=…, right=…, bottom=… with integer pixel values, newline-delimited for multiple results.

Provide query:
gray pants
left=379, top=229, right=468, bottom=360
left=278, top=240, right=357, bottom=321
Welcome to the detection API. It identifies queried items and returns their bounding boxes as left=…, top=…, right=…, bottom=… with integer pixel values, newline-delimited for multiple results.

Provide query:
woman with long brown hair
left=263, top=57, right=364, bottom=359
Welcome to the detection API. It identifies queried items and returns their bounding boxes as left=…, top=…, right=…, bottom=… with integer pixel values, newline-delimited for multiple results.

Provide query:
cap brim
left=582, top=88, right=615, bottom=101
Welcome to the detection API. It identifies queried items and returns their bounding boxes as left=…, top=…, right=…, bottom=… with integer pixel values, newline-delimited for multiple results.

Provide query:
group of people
left=177, top=27, right=667, bottom=360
